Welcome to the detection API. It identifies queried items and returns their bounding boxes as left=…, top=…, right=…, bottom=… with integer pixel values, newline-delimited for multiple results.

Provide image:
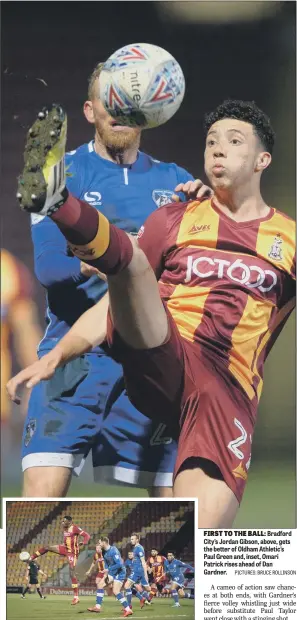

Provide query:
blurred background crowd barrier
left=1, top=1, right=295, bottom=526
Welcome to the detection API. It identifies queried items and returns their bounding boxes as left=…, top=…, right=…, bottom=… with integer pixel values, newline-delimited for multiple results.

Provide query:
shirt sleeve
left=179, top=560, right=194, bottom=570
left=73, top=525, right=82, bottom=534
left=112, top=548, right=123, bottom=569
left=80, top=529, right=91, bottom=544
left=175, top=164, right=195, bottom=185
left=65, top=152, right=83, bottom=197
left=31, top=215, right=86, bottom=288
left=173, top=164, right=195, bottom=201
left=137, top=206, right=167, bottom=280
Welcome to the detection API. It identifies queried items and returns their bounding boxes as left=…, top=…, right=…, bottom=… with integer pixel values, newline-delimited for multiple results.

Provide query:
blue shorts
left=128, top=571, right=149, bottom=587
left=109, top=568, right=126, bottom=583
left=170, top=577, right=185, bottom=588
left=21, top=351, right=177, bottom=487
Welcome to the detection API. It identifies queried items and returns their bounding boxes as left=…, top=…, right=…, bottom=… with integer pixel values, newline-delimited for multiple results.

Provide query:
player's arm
left=75, top=526, right=91, bottom=546
left=177, top=560, right=194, bottom=571
left=38, top=568, right=47, bottom=578
left=9, top=297, right=42, bottom=369
left=6, top=293, right=109, bottom=403
left=8, top=260, right=42, bottom=369
left=140, top=555, right=149, bottom=581
left=31, top=215, right=102, bottom=287
left=86, top=559, right=96, bottom=576
left=164, top=560, right=171, bottom=578
left=112, top=550, right=124, bottom=571
left=146, top=559, right=152, bottom=574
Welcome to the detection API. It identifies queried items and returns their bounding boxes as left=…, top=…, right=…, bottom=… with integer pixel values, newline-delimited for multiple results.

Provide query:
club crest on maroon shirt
left=268, top=234, right=283, bottom=261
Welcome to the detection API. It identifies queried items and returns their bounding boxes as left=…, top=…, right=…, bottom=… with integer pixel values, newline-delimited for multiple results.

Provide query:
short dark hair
left=131, top=532, right=139, bottom=539
left=88, top=62, right=104, bottom=99
left=63, top=515, right=72, bottom=521
left=100, top=536, right=109, bottom=544
left=204, top=99, right=275, bottom=154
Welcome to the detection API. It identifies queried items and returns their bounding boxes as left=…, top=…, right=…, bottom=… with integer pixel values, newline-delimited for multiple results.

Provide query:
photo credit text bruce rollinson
left=197, top=529, right=296, bottom=619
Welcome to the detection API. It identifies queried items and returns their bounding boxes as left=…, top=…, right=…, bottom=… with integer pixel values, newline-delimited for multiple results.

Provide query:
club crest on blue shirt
left=152, top=189, right=176, bottom=208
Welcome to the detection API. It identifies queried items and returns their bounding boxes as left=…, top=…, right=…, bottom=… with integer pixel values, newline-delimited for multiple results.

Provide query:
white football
left=98, top=43, right=185, bottom=128
left=19, top=551, right=30, bottom=561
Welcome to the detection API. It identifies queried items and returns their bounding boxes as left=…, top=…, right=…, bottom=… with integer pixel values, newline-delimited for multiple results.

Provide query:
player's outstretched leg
left=17, top=105, right=169, bottom=353
left=30, top=544, right=61, bottom=560
left=30, top=546, right=48, bottom=560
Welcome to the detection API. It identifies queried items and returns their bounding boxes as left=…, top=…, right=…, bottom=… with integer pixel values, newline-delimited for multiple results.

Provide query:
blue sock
left=135, top=591, right=143, bottom=601
left=141, top=590, right=149, bottom=600
left=116, top=592, right=129, bottom=609
left=172, top=589, right=179, bottom=603
left=125, top=590, right=132, bottom=606
left=96, top=589, right=104, bottom=606
left=184, top=592, right=194, bottom=599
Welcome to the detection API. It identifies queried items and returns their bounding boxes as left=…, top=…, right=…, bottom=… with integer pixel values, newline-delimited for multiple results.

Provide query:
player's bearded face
left=91, top=94, right=141, bottom=151
left=204, top=119, right=261, bottom=190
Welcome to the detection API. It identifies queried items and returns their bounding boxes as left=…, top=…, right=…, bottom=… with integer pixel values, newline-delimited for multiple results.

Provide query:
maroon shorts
left=58, top=545, right=78, bottom=568
left=107, top=307, right=257, bottom=503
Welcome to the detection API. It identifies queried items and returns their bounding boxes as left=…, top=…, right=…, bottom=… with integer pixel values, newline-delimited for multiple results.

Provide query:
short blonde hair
left=88, top=62, right=104, bottom=99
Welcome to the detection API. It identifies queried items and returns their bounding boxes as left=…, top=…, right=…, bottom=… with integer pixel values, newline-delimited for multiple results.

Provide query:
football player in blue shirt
left=124, top=551, right=134, bottom=577
left=95, top=536, right=132, bottom=616
left=19, top=60, right=211, bottom=498
left=124, top=533, right=152, bottom=609
left=164, top=552, right=194, bottom=607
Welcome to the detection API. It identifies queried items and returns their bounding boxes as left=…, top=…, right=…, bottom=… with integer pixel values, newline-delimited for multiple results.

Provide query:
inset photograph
left=6, top=500, right=195, bottom=619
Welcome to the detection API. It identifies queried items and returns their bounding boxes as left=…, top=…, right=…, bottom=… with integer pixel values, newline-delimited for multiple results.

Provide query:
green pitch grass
left=7, top=594, right=194, bottom=620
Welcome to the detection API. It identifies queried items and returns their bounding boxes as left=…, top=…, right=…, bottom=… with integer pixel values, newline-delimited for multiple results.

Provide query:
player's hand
left=174, top=179, right=213, bottom=201
left=85, top=570, right=90, bottom=576
left=6, top=348, right=63, bottom=404
left=80, top=261, right=107, bottom=282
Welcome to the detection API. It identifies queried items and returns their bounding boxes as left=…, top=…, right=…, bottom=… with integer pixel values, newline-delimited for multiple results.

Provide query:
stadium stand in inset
left=7, top=501, right=194, bottom=587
